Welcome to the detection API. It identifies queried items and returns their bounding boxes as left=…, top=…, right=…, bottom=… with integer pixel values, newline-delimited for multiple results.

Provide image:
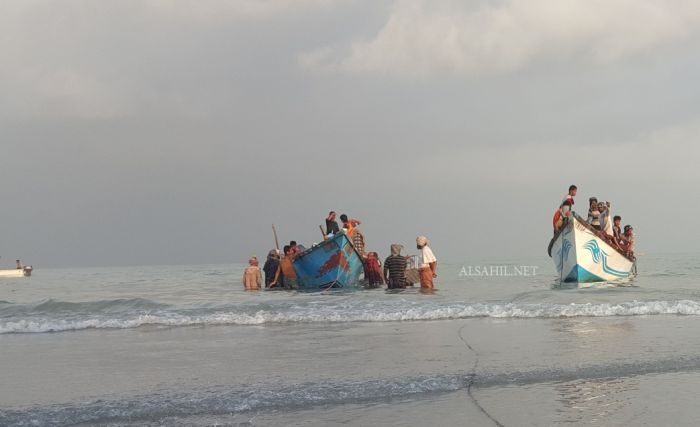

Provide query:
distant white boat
left=548, top=214, right=635, bottom=283
left=0, top=266, right=33, bottom=278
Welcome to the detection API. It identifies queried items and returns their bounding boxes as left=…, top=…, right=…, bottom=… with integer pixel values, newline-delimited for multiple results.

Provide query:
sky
left=2, top=0, right=700, bottom=268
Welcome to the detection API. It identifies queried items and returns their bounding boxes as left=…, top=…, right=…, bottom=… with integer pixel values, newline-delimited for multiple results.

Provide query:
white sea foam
left=3, top=299, right=700, bottom=334
left=0, top=373, right=469, bottom=426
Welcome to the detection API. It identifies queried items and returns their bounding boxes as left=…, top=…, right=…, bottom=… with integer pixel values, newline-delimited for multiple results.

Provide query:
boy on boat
left=613, top=216, right=623, bottom=243
left=587, top=197, right=603, bottom=230
left=619, top=225, right=636, bottom=259
left=339, top=214, right=361, bottom=237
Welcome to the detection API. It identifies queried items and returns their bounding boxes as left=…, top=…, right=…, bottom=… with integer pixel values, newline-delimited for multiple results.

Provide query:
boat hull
left=293, top=233, right=364, bottom=290
left=0, top=267, right=32, bottom=278
left=550, top=216, right=635, bottom=283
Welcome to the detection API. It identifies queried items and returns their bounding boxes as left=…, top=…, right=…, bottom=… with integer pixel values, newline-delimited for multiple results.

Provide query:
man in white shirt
left=416, top=236, right=437, bottom=291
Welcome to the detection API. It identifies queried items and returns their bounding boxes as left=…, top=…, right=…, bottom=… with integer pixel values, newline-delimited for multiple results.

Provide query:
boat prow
left=293, top=232, right=364, bottom=291
left=0, top=266, right=33, bottom=278
left=549, top=214, right=635, bottom=284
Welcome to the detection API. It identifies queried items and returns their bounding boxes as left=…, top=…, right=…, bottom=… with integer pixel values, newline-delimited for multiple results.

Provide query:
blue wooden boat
left=293, top=232, right=364, bottom=291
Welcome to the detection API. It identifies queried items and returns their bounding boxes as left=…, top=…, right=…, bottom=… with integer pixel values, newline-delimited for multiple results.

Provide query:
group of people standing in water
left=242, top=210, right=438, bottom=291
left=553, top=185, right=636, bottom=259
left=324, top=211, right=437, bottom=291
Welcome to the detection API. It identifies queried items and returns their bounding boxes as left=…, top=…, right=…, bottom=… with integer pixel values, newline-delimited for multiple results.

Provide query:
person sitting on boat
left=595, top=201, right=622, bottom=250
left=271, top=245, right=299, bottom=290
left=553, top=185, right=577, bottom=233
left=363, top=252, right=384, bottom=288
left=242, top=256, right=263, bottom=290
left=612, top=216, right=623, bottom=243
left=587, top=197, right=601, bottom=230
left=263, top=249, right=280, bottom=288
left=598, top=202, right=612, bottom=234
left=325, top=211, right=340, bottom=237
left=384, top=244, right=407, bottom=289
left=619, top=225, right=636, bottom=259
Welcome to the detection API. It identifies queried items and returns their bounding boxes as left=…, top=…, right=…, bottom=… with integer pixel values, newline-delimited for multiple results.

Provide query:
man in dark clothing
left=325, top=211, right=340, bottom=236
left=262, top=249, right=280, bottom=288
left=384, top=244, right=407, bottom=289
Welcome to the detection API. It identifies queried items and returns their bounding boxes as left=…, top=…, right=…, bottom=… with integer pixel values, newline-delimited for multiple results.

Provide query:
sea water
left=2, top=253, right=700, bottom=426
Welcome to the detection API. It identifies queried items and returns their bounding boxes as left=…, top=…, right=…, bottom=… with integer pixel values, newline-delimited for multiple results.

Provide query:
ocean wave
left=5, top=356, right=700, bottom=427
left=3, top=298, right=700, bottom=334
left=1, top=373, right=469, bottom=426
left=0, top=298, right=170, bottom=316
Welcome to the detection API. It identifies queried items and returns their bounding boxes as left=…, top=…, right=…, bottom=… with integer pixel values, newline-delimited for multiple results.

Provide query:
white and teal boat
left=548, top=214, right=635, bottom=283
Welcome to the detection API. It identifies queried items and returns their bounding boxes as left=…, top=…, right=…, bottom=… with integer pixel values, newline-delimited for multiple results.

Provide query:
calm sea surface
left=2, top=252, right=700, bottom=426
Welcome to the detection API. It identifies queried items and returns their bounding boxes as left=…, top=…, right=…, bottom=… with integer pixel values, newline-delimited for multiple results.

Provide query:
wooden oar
left=272, top=224, right=280, bottom=252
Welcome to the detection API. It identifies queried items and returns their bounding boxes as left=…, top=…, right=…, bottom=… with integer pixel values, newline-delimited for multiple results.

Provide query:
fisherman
left=262, top=249, right=280, bottom=288
left=363, top=252, right=383, bottom=288
left=15, top=259, right=22, bottom=269
left=587, top=197, right=601, bottom=230
left=352, top=227, right=367, bottom=258
left=598, top=201, right=612, bottom=235
left=620, top=225, right=636, bottom=259
left=242, top=256, right=263, bottom=290
left=612, top=215, right=623, bottom=243
left=289, top=240, right=305, bottom=256
left=561, top=185, right=577, bottom=213
left=384, top=244, right=407, bottom=289
left=416, top=236, right=438, bottom=291
left=553, top=185, right=577, bottom=233
left=339, top=214, right=361, bottom=237
left=325, top=211, right=340, bottom=237
left=271, top=245, right=299, bottom=290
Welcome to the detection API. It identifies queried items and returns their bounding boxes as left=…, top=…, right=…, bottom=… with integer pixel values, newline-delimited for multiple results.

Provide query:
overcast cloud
left=2, top=0, right=699, bottom=268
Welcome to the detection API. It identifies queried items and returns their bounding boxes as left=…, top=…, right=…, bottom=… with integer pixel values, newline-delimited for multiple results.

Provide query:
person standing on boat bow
left=553, top=185, right=577, bottom=233
left=340, top=214, right=361, bottom=237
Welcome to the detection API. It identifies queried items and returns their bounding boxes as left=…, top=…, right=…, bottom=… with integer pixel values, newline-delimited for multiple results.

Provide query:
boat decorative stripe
left=582, top=239, right=629, bottom=278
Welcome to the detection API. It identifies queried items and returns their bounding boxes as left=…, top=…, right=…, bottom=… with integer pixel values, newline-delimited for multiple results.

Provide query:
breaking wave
left=0, top=373, right=470, bottom=426
left=3, top=297, right=700, bottom=334
left=5, top=356, right=700, bottom=426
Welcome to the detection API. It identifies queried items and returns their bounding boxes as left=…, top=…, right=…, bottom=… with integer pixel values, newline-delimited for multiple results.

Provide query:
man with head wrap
left=242, top=256, right=263, bottom=290
left=416, top=236, right=438, bottom=290
left=383, top=244, right=407, bottom=289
